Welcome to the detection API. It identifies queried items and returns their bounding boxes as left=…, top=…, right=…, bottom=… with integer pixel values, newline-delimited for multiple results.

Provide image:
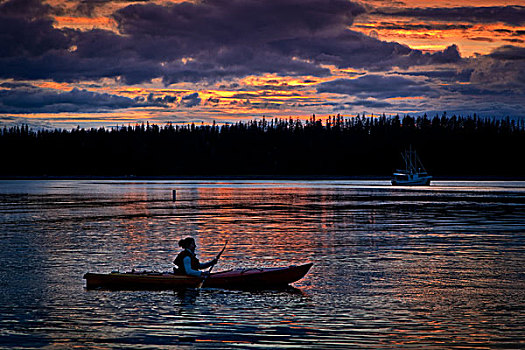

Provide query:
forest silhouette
left=1, top=114, right=524, bottom=178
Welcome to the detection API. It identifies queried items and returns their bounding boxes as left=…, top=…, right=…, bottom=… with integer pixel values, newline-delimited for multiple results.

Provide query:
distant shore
left=1, top=175, right=524, bottom=181
left=3, top=116, right=524, bottom=180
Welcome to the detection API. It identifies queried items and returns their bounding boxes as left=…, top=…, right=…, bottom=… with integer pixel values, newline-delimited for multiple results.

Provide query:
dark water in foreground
left=0, top=180, right=524, bottom=349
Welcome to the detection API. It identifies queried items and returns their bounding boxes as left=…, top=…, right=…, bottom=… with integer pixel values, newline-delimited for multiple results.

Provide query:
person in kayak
left=174, top=237, right=217, bottom=277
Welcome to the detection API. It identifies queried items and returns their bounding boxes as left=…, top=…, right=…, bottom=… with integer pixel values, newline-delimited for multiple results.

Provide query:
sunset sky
left=1, top=0, right=524, bottom=129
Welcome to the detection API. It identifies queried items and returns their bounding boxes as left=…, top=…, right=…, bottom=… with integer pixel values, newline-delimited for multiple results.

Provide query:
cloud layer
left=0, top=84, right=158, bottom=113
left=317, top=75, right=437, bottom=99
left=0, top=0, right=464, bottom=85
left=0, top=0, right=524, bottom=127
left=373, top=6, right=525, bottom=26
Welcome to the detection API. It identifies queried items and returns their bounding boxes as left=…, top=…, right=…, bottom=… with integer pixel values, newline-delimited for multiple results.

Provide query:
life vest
left=174, top=250, right=200, bottom=275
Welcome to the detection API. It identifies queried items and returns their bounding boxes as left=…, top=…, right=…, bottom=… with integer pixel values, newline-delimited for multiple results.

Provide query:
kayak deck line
left=84, top=263, right=313, bottom=290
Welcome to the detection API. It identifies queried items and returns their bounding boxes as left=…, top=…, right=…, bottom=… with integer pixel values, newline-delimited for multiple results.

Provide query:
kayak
left=84, top=263, right=313, bottom=290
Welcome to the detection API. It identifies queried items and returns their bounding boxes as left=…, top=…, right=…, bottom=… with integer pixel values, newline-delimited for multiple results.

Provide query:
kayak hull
left=84, top=263, right=312, bottom=290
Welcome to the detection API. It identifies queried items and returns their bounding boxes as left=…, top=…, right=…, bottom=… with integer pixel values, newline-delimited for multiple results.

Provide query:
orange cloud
left=54, top=16, right=117, bottom=31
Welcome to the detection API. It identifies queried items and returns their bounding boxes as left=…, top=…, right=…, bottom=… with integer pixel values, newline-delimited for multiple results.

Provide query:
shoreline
left=1, top=175, right=525, bottom=181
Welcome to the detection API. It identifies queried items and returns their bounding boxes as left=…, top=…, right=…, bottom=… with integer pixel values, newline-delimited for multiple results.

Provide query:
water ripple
left=0, top=180, right=524, bottom=349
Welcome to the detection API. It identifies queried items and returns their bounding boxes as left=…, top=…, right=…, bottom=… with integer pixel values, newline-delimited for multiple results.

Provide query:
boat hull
left=391, top=176, right=431, bottom=186
left=84, top=263, right=313, bottom=290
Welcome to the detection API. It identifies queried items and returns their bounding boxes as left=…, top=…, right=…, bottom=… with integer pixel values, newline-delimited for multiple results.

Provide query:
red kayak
left=84, top=263, right=313, bottom=290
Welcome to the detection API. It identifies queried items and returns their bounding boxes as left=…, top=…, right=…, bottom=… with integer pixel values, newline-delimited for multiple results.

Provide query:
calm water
left=0, top=180, right=524, bottom=349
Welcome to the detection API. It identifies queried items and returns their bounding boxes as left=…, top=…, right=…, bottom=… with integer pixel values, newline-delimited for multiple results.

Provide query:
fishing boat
left=84, top=263, right=313, bottom=290
left=391, top=147, right=432, bottom=186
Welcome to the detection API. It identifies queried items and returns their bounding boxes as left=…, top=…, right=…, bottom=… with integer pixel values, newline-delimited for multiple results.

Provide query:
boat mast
left=403, top=145, right=416, bottom=174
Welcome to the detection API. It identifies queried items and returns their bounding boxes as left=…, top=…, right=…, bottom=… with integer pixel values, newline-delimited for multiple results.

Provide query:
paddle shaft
left=197, top=241, right=228, bottom=288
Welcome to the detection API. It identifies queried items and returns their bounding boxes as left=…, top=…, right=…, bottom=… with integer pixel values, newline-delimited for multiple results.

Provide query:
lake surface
left=0, top=180, right=524, bottom=349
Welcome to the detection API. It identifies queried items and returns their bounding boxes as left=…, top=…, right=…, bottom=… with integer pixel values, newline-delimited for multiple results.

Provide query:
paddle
left=197, top=240, right=228, bottom=288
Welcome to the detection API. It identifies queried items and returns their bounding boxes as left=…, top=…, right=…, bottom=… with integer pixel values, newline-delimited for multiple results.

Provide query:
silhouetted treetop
left=1, top=114, right=524, bottom=177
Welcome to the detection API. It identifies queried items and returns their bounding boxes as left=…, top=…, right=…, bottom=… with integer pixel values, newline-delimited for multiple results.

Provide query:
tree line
left=1, top=113, right=524, bottom=177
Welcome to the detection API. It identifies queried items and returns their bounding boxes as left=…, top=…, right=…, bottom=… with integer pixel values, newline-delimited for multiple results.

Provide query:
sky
left=0, top=0, right=524, bottom=129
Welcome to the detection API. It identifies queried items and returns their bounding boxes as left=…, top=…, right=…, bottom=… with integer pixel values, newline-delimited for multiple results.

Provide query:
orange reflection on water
left=116, top=190, right=155, bottom=265
left=190, top=186, right=324, bottom=268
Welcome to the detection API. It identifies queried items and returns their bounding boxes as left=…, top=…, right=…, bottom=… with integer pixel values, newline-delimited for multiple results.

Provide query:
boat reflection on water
left=176, top=288, right=200, bottom=305
left=176, top=285, right=308, bottom=307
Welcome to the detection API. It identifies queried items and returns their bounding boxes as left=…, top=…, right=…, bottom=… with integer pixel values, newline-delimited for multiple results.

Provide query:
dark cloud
left=110, top=0, right=367, bottom=82
left=345, top=99, right=393, bottom=108
left=114, top=0, right=366, bottom=42
left=373, top=6, right=525, bottom=26
left=180, top=92, right=201, bottom=108
left=494, top=29, right=513, bottom=34
left=494, top=29, right=525, bottom=36
left=396, top=69, right=473, bottom=83
left=73, top=0, right=112, bottom=17
left=0, top=86, right=160, bottom=113
left=0, top=0, right=463, bottom=85
left=316, top=74, right=438, bottom=99
left=146, top=93, right=177, bottom=104
left=0, top=0, right=52, bottom=18
left=231, top=93, right=263, bottom=100
left=427, top=44, right=461, bottom=64
left=0, top=82, right=34, bottom=89
left=0, top=0, right=71, bottom=58
left=272, top=34, right=461, bottom=71
left=469, top=37, right=494, bottom=42
left=464, top=46, right=525, bottom=95
left=488, top=45, right=525, bottom=61
left=394, top=45, right=525, bottom=95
